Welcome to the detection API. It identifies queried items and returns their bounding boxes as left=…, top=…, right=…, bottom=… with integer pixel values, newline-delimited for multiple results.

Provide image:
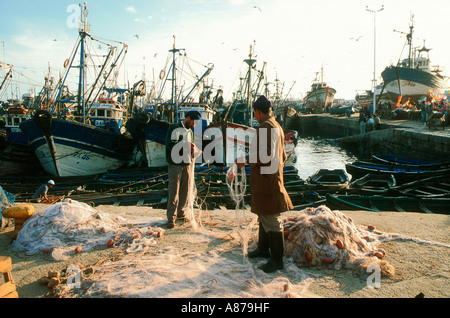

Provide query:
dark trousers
left=167, top=164, right=193, bottom=223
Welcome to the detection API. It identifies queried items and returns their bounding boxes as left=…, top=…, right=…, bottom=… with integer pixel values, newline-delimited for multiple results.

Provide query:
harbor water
left=287, top=136, right=359, bottom=180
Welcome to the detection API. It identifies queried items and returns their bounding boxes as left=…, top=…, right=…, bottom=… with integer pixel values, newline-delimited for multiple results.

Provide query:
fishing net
left=9, top=199, right=165, bottom=261
left=57, top=246, right=319, bottom=298
left=184, top=161, right=257, bottom=257
left=51, top=163, right=321, bottom=298
left=284, top=205, right=450, bottom=277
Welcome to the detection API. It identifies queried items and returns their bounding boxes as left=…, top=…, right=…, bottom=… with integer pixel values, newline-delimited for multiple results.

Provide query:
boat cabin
left=178, top=103, right=216, bottom=134
left=178, top=103, right=215, bottom=124
left=88, top=98, right=125, bottom=133
left=4, top=104, right=31, bottom=145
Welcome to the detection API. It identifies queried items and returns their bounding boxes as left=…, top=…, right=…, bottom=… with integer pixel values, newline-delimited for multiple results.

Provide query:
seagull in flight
left=349, top=35, right=364, bottom=41
left=134, top=34, right=139, bottom=39
left=253, top=6, right=262, bottom=12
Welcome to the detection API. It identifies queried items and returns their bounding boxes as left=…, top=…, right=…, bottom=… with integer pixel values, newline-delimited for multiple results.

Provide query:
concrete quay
left=289, top=113, right=450, bottom=162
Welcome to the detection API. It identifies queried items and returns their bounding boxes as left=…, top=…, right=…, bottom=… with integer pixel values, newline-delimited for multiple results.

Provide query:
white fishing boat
left=303, top=67, right=336, bottom=113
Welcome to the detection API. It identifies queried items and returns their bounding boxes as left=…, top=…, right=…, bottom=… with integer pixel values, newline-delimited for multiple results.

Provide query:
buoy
left=1, top=204, right=35, bottom=219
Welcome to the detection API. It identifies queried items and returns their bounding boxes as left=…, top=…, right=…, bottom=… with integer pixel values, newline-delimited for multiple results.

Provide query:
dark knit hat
left=253, top=95, right=272, bottom=114
left=185, top=110, right=202, bottom=120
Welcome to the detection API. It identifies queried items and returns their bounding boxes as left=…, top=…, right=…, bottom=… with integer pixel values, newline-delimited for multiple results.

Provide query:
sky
left=1, top=0, right=449, bottom=102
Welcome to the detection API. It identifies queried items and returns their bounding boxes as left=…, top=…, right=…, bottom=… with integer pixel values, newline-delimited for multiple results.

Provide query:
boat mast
left=244, top=44, right=256, bottom=126
left=78, top=3, right=90, bottom=124
left=170, top=35, right=182, bottom=122
left=407, top=15, right=414, bottom=68
left=321, top=65, right=324, bottom=85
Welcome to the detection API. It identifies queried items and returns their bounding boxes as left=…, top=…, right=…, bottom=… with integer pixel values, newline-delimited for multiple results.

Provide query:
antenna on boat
left=79, top=2, right=91, bottom=34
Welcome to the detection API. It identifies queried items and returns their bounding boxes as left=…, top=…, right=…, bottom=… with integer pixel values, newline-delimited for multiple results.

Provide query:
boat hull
left=326, top=194, right=450, bottom=214
left=19, top=118, right=134, bottom=177
left=380, top=66, right=448, bottom=104
left=305, top=87, right=336, bottom=111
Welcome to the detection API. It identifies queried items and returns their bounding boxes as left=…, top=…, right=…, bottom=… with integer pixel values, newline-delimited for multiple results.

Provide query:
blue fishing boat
left=379, top=15, right=448, bottom=105
left=19, top=4, right=134, bottom=177
left=126, top=38, right=216, bottom=168
left=345, top=160, right=450, bottom=183
left=0, top=102, right=43, bottom=176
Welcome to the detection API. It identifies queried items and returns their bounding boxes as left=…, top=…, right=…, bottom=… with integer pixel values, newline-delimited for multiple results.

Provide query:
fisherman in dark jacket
left=165, top=110, right=202, bottom=228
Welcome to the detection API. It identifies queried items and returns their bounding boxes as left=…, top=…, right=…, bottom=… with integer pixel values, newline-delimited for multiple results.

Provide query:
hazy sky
left=1, top=0, right=449, bottom=101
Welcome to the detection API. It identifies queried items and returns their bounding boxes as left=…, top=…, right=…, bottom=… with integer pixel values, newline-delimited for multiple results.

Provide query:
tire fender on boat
left=135, top=112, right=150, bottom=126
left=33, top=110, right=52, bottom=129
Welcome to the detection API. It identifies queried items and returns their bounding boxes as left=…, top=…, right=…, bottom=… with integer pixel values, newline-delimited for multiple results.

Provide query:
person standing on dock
left=31, top=180, right=55, bottom=203
left=237, top=95, right=293, bottom=273
left=359, top=110, right=366, bottom=134
left=165, top=110, right=202, bottom=229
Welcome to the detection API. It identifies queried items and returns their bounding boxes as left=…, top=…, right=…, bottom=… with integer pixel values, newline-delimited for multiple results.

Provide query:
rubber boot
left=248, top=223, right=270, bottom=259
left=259, top=231, right=284, bottom=273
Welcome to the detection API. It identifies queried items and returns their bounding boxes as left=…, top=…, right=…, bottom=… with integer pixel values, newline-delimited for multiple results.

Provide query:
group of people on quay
left=356, top=97, right=449, bottom=135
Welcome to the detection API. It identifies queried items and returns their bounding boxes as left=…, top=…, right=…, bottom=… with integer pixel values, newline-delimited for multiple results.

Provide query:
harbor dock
left=291, top=113, right=450, bottom=162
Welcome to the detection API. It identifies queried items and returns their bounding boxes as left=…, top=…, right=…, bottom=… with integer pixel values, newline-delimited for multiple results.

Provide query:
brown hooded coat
left=249, top=116, right=293, bottom=216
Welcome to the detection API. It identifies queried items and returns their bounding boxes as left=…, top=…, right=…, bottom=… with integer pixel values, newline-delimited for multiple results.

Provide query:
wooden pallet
left=0, top=256, right=18, bottom=298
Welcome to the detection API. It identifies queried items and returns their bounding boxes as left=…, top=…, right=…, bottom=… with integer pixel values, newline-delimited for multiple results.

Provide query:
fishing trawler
left=303, top=67, right=336, bottom=113
left=379, top=15, right=448, bottom=105
left=125, top=38, right=216, bottom=168
left=203, top=44, right=297, bottom=166
left=19, top=3, right=134, bottom=177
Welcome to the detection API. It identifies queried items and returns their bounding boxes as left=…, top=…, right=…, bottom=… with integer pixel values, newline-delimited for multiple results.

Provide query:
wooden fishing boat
left=348, top=173, right=396, bottom=194
left=389, top=174, right=450, bottom=198
left=328, top=105, right=355, bottom=116
left=69, top=190, right=170, bottom=208
left=371, top=155, right=450, bottom=170
left=305, top=169, right=349, bottom=191
left=345, top=160, right=450, bottom=183
left=325, top=194, right=450, bottom=214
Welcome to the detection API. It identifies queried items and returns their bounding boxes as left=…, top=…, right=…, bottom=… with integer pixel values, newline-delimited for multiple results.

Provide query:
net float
left=107, top=239, right=114, bottom=247
left=323, top=257, right=334, bottom=264
left=367, top=225, right=375, bottom=230
left=374, top=251, right=384, bottom=259
left=75, top=246, right=82, bottom=253
left=336, top=239, right=344, bottom=249
left=305, top=250, right=312, bottom=262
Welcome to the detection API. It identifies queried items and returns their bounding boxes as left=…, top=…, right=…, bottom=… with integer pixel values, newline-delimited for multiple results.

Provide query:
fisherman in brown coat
left=237, top=95, right=293, bottom=273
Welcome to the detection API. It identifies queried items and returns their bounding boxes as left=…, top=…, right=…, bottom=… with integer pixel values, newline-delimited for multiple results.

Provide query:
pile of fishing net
left=283, top=205, right=395, bottom=276
left=0, top=185, right=15, bottom=231
left=9, top=199, right=165, bottom=261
